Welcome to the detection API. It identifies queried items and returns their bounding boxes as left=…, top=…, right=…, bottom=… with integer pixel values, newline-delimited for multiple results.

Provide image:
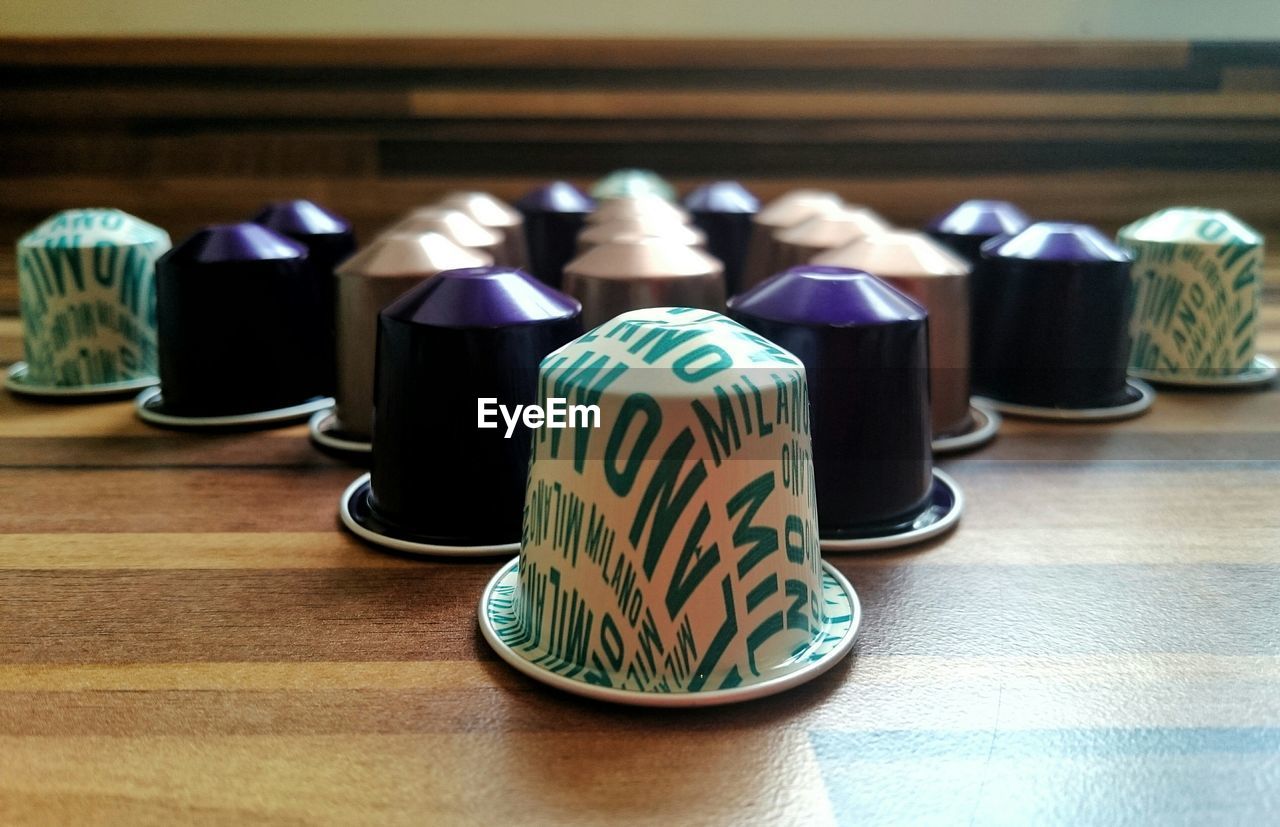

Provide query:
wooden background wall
left=2, top=36, right=1280, bottom=320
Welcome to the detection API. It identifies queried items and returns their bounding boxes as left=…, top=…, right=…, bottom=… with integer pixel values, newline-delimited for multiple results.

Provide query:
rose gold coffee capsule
left=381, top=207, right=504, bottom=262
left=309, top=232, right=492, bottom=455
left=814, top=231, right=999, bottom=454
left=562, top=237, right=725, bottom=328
left=742, top=190, right=844, bottom=290
left=438, top=191, right=526, bottom=268
left=772, top=207, right=891, bottom=272
left=586, top=194, right=691, bottom=226
left=577, top=216, right=706, bottom=252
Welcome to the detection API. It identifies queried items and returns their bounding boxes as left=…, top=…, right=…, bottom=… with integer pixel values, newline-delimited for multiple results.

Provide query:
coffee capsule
left=771, top=207, right=890, bottom=271
left=252, top=199, right=356, bottom=396
left=925, top=199, right=1031, bottom=267
left=1118, top=207, right=1274, bottom=388
left=438, top=191, right=526, bottom=268
left=562, top=238, right=726, bottom=328
left=729, top=267, right=963, bottom=551
left=515, top=181, right=594, bottom=289
left=591, top=168, right=676, bottom=201
left=339, top=266, right=582, bottom=555
left=814, top=231, right=999, bottom=454
left=972, top=222, right=1154, bottom=420
left=8, top=208, right=170, bottom=398
left=381, top=207, right=504, bottom=262
left=478, top=307, right=860, bottom=706
left=684, top=181, right=760, bottom=297
left=577, top=216, right=706, bottom=252
left=310, top=232, right=493, bottom=455
left=587, top=194, right=691, bottom=226
left=135, top=223, right=333, bottom=428
left=742, top=190, right=844, bottom=290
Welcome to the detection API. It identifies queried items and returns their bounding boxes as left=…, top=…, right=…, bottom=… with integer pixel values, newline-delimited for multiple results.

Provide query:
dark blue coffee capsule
left=252, top=199, right=357, bottom=394
left=515, top=182, right=594, bottom=289
left=145, top=223, right=330, bottom=421
left=683, top=181, right=759, bottom=296
left=925, top=199, right=1030, bottom=267
left=973, top=222, right=1141, bottom=412
left=730, top=266, right=962, bottom=550
left=341, top=267, right=583, bottom=554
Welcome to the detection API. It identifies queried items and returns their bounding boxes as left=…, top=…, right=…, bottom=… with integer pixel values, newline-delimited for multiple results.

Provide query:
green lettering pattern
left=17, top=209, right=169, bottom=386
left=1119, top=209, right=1263, bottom=377
left=495, top=308, right=852, bottom=694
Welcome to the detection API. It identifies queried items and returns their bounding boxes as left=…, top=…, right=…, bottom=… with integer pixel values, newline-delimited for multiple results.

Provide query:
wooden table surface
left=0, top=306, right=1277, bottom=826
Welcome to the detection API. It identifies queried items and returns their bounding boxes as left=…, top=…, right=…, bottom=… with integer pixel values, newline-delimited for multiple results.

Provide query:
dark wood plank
left=0, top=37, right=1193, bottom=70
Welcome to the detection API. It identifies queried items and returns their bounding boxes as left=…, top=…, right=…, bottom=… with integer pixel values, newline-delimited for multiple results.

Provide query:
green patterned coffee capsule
left=1118, top=207, right=1273, bottom=386
left=591, top=169, right=677, bottom=202
left=10, top=208, right=169, bottom=396
left=479, top=307, right=860, bottom=706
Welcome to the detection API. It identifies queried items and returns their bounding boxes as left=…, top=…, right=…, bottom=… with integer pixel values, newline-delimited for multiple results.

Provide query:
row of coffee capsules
left=929, top=201, right=1273, bottom=403
left=578, top=174, right=1273, bottom=392
left=5, top=202, right=354, bottom=423
left=7, top=191, right=1270, bottom=419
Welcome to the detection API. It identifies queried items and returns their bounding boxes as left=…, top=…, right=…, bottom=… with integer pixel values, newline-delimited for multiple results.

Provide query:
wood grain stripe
left=0, top=436, right=344, bottom=467
left=0, top=37, right=1192, bottom=70
left=0, top=519, right=1275, bottom=569
left=812, top=728, right=1279, bottom=825
left=0, top=533, right=414, bottom=569
left=407, top=90, right=1280, bottom=121
left=0, top=563, right=1275, bottom=664
left=0, top=732, right=837, bottom=826
left=0, top=653, right=1270, bottom=691
left=0, top=469, right=355, bottom=532
left=0, top=568, right=487, bottom=663
left=0, top=656, right=1276, bottom=736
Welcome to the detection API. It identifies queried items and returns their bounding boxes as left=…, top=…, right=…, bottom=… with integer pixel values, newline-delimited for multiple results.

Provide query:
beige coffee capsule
left=772, top=207, right=891, bottom=272
left=586, top=194, right=691, bottom=226
left=577, top=216, right=706, bottom=252
left=742, top=189, right=845, bottom=290
left=562, top=237, right=726, bottom=328
left=437, top=191, right=526, bottom=267
left=331, top=232, right=492, bottom=442
left=381, top=207, right=504, bottom=263
left=814, top=231, right=975, bottom=439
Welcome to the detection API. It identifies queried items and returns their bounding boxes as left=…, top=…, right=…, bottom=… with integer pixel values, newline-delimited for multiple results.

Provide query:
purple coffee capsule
left=136, top=223, right=333, bottom=428
left=252, top=199, right=356, bottom=395
left=683, top=181, right=760, bottom=296
left=973, top=222, right=1152, bottom=419
left=339, top=266, right=582, bottom=555
left=925, top=199, right=1031, bottom=267
left=515, top=181, right=595, bottom=289
left=729, top=266, right=963, bottom=551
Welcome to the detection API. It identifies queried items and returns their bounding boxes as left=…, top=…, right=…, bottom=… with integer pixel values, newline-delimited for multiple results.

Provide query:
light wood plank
left=0, top=732, right=837, bottom=826
left=407, top=89, right=1280, bottom=121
